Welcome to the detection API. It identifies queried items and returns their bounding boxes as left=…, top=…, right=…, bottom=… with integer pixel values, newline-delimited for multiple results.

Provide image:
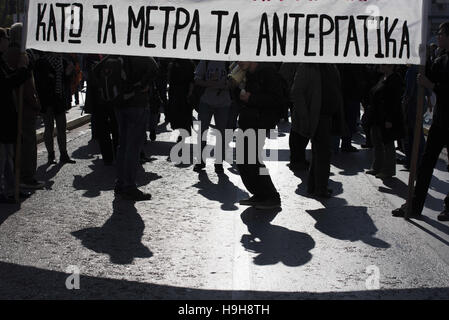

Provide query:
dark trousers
left=20, top=113, right=38, bottom=182
left=96, top=106, right=119, bottom=164
left=43, top=108, right=68, bottom=157
left=341, top=99, right=360, bottom=148
left=289, top=130, right=309, bottom=163
left=114, top=106, right=149, bottom=191
left=237, top=130, right=280, bottom=200
left=413, top=124, right=449, bottom=213
left=308, top=116, right=332, bottom=194
left=404, top=126, right=425, bottom=167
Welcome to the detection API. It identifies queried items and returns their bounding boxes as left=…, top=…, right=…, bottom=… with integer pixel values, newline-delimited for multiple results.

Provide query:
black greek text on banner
left=25, top=0, right=428, bottom=64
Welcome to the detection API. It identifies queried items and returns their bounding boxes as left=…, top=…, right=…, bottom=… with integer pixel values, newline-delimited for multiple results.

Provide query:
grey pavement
left=0, top=116, right=448, bottom=300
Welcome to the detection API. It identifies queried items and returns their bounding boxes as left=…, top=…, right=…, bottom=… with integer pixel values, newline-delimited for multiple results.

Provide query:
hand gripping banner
left=25, top=0, right=428, bottom=64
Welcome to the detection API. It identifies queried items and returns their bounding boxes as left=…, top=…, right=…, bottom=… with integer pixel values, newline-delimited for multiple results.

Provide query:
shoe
left=239, top=195, right=261, bottom=206
left=375, top=173, right=394, bottom=179
left=48, top=152, right=57, bottom=165
left=361, top=144, right=373, bottom=149
left=288, top=161, right=310, bottom=171
left=60, top=155, right=76, bottom=164
left=254, top=198, right=281, bottom=210
left=193, top=163, right=205, bottom=172
left=396, top=158, right=408, bottom=165
left=20, top=179, right=45, bottom=190
left=341, top=145, right=359, bottom=153
left=437, top=210, right=449, bottom=222
left=214, top=164, right=224, bottom=174
left=392, top=205, right=421, bottom=218
left=366, top=170, right=378, bottom=175
left=120, top=188, right=152, bottom=201
left=150, top=130, right=157, bottom=142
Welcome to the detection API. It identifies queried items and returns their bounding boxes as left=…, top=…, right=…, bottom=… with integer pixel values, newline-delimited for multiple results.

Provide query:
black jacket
left=0, top=55, right=31, bottom=143
left=367, top=72, right=405, bottom=143
left=238, top=63, right=283, bottom=130
left=427, top=52, right=449, bottom=130
left=120, top=56, right=159, bottom=108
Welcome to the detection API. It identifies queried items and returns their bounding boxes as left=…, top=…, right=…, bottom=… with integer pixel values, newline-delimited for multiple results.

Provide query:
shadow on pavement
left=240, top=207, right=315, bottom=267
left=2, top=260, right=449, bottom=299
left=72, top=159, right=162, bottom=198
left=71, top=198, right=153, bottom=265
left=192, top=171, right=247, bottom=211
left=306, top=205, right=390, bottom=249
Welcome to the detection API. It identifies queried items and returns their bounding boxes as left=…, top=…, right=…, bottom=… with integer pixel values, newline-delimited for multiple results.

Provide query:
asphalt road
left=0, top=119, right=448, bottom=299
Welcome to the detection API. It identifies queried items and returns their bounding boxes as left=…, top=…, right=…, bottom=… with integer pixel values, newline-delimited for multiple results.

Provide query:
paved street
left=0, top=117, right=448, bottom=300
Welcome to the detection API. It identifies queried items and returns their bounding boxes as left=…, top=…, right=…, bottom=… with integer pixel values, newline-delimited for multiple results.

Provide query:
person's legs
left=311, top=117, right=332, bottom=195
left=195, top=102, right=213, bottom=169
left=122, top=107, right=149, bottom=191
left=54, top=111, right=72, bottom=162
left=212, top=106, right=230, bottom=166
left=0, top=144, right=15, bottom=198
left=43, top=108, right=56, bottom=162
left=370, top=125, right=385, bottom=174
left=412, top=125, right=446, bottom=214
left=237, top=132, right=280, bottom=206
left=380, top=140, right=396, bottom=177
left=114, top=107, right=128, bottom=191
left=20, top=113, right=38, bottom=183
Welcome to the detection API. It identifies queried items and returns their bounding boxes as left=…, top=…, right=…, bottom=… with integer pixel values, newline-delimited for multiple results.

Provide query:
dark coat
left=168, top=59, right=195, bottom=131
left=427, top=52, right=449, bottom=130
left=366, top=72, right=405, bottom=143
left=238, top=63, right=283, bottom=130
left=33, top=57, right=67, bottom=115
left=0, top=55, right=31, bottom=144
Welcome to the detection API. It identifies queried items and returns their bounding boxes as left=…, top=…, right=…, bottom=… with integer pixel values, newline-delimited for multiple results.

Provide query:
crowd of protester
left=0, top=21, right=448, bottom=221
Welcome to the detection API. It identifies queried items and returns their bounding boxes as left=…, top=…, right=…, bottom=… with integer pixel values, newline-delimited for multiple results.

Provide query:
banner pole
left=13, top=0, right=29, bottom=204
left=405, top=0, right=430, bottom=219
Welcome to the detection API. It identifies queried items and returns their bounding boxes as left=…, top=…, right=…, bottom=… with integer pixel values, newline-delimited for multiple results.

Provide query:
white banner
left=25, top=0, right=428, bottom=64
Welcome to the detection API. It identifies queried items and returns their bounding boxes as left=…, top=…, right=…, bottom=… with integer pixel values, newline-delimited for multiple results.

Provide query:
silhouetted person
left=236, top=61, right=281, bottom=209
left=392, top=22, right=449, bottom=220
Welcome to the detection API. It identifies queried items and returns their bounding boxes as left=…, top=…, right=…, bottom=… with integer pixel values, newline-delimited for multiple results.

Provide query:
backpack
left=94, top=55, right=127, bottom=103
left=188, top=61, right=230, bottom=110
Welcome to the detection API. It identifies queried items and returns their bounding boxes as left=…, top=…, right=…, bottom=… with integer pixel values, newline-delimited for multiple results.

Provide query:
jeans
left=43, top=108, right=68, bottom=157
left=198, top=102, right=230, bottom=164
left=0, top=144, right=15, bottom=197
left=114, top=106, right=149, bottom=191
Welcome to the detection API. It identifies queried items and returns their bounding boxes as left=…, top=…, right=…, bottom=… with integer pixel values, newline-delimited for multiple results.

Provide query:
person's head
left=437, top=22, right=449, bottom=50
left=0, top=28, right=10, bottom=53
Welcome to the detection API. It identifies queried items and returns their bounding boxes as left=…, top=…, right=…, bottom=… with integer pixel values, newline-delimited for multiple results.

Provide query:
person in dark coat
left=365, top=65, right=405, bottom=179
left=34, top=52, right=76, bottom=164
left=5, top=23, right=44, bottom=190
left=236, top=61, right=282, bottom=209
left=114, top=55, right=159, bottom=201
left=0, top=27, right=31, bottom=202
left=393, top=22, right=449, bottom=221
left=85, top=56, right=119, bottom=166
left=167, top=59, right=195, bottom=142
